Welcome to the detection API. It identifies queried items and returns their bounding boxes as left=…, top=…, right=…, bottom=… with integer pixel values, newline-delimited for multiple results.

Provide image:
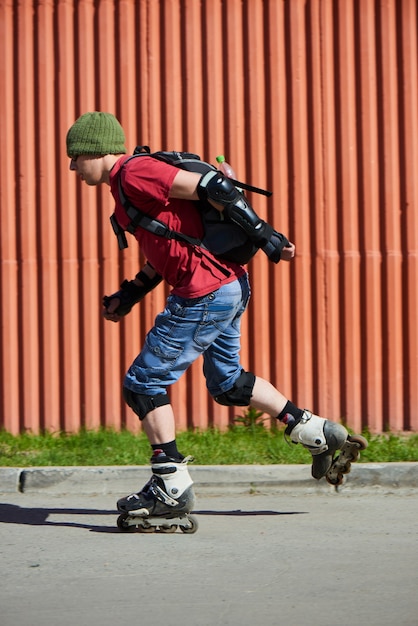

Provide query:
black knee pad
left=214, top=370, right=256, bottom=407
left=123, top=387, right=170, bottom=421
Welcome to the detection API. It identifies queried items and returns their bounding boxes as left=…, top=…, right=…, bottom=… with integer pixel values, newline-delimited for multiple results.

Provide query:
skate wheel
left=348, top=434, right=368, bottom=451
left=137, top=521, right=156, bottom=533
left=179, top=515, right=198, bottom=534
left=159, top=524, right=177, bottom=533
left=326, top=472, right=344, bottom=486
left=348, top=449, right=359, bottom=462
left=117, top=513, right=136, bottom=533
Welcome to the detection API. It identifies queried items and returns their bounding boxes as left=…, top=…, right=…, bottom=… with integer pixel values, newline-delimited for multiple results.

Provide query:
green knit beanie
left=66, top=112, right=127, bottom=158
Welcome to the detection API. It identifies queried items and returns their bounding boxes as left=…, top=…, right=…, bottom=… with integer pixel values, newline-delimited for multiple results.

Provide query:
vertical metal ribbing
left=0, top=0, right=416, bottom=434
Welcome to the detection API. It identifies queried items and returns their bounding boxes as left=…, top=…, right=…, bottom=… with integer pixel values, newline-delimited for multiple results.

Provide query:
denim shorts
left=123, top=273, right=251, bottom=397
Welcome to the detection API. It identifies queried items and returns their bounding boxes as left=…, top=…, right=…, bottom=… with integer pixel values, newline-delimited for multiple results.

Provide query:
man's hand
left=102, top=280, right=146, bottom=322
left=102, top=297, right=125, bottom=323
left=279, top=242, right=296, bottom=261
left=102, top=268, right=163, bottom=323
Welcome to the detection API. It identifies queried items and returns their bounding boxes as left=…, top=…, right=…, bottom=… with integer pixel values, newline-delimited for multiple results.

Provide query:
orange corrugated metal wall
left=0, top=0, right=417, bottom=434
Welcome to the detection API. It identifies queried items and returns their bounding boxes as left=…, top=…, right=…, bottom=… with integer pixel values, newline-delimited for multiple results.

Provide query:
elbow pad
left=197, top=170, right=290, bottom=262
left=197, top=170, right=268, bottom=244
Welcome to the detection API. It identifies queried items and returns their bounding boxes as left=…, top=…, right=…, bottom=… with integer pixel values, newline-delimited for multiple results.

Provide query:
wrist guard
left=103, top=272, right=162, bottom=316
left=260, top=227, right=289, bottom=263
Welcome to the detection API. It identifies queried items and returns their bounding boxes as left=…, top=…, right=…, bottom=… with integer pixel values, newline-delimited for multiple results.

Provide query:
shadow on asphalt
left=193, top=509, right=307, bottom=516
left=0, top=503, right=308, bottom=533
left=0, top=503, right=118, bottom=532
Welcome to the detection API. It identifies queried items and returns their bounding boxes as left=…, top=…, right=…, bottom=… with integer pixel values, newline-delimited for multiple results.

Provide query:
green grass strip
left=0, top=427, right=417, bottom=467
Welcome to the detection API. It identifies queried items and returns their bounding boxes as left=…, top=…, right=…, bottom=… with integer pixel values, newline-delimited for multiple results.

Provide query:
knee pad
left=214, top=370, right=256, bottom=407
left=123, top=387, right=170, bottom=421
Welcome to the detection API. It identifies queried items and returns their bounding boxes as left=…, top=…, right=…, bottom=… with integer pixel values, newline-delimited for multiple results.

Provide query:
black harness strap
left=118, top=177, right=202, bottom=248
left=116, top=163, right=231, bottom=277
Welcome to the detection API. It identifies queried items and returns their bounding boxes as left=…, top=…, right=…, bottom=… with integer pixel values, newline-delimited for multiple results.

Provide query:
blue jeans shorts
left=123, top=273, right=251, bottom=397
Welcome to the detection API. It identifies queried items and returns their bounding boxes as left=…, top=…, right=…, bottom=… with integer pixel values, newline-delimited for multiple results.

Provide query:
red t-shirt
left=109, top=155, right=245, bottom=298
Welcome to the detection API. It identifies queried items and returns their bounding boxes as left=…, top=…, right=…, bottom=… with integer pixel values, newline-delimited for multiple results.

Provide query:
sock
left=276, top=401, right=304, bottom=428
left=151, top=440, right=184, bottom=461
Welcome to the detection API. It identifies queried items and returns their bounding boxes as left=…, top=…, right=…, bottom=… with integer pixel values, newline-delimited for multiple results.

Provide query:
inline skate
left=116, top=450, right=198, bottom=533
left=286, top=410, right=368, bottom=485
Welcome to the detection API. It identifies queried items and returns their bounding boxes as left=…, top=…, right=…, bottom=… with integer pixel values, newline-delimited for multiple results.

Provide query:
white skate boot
left=116, top=451, right=198, bottom=533
left=286, top=411, right=368, bottom=484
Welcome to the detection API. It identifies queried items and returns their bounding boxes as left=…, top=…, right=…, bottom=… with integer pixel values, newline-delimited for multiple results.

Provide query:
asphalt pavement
left=1, top=463, right=418, bottom=626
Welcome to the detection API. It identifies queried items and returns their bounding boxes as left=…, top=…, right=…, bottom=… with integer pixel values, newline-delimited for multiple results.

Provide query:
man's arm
left=169, top=169, right=201, bottom=200
left=169, top=169, right=296, bottom=263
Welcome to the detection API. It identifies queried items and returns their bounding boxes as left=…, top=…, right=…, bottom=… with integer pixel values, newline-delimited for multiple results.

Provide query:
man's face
left=69, top=154, right=105, bottom=185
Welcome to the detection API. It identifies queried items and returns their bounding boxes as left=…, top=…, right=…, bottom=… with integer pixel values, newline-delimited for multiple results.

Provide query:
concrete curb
left=1, top=463, right=417, bottom=496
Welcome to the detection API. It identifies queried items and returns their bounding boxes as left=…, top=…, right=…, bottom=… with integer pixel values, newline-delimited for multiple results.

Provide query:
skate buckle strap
left=126, top=493, right=141, bottom=502
left=283, top=410, right=313, bottom=447
left=300, top=409, right=313, bottom=424
left=150, top=482, right=179, bottom=508
left=287, top=410, right=329, bottom=455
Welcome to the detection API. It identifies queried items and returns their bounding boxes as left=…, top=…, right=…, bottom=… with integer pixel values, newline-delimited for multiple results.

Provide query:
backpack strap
left=110, top=150, right=203, bottom=250
left=117, top=174, right=203, bottom=248
left=115, top=165, right=231, bottom=277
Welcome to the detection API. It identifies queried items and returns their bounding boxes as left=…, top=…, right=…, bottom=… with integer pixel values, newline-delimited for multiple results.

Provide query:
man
left=67, top=112, right=363, bottom=525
